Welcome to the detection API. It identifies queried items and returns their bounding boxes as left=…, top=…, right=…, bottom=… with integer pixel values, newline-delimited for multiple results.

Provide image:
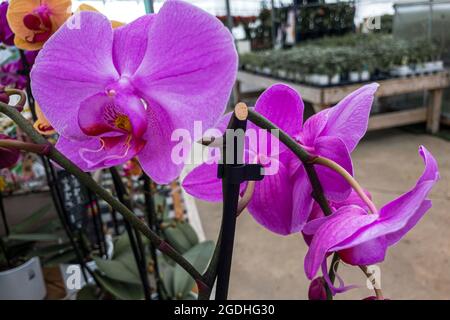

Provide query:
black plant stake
left=215, top=104, right=264, bottom=300
left=110, top=167, right=152, bottom=300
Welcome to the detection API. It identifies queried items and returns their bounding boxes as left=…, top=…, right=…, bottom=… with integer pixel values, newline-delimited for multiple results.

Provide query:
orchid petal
left=133, top=0, right=237, bottom=133
left=301, top=110, right=328, bottom=147
left=292, top=164, right=314, bottom=231
left=320, top=83, right=379, bottom=152
left=338, top=236, right=388, bottom=266
left=31, top=11, right=118, bottom=139
left=80, top=135, right=145, bottom=169
left=182, top=162, right=222, bottom=202
left=334, top=146, right=439, bottom=251
left=56, top=135, right=145, bottom=171
left=113, top=14, right=155, bottom=76
left=136, top=101, right=183, bottom=184
left=314, top=136, right=353, bottom=201
left=247, top=159, right=295, bottom=235
left=384, top=200, right=432, bottom=246
left=254, top=84, right=304, bottom=136
left=55, top=136, right=101, bottom=171
left=321, top=259, right=358, bottom=295
left=304, top=205, right=378, bottom=279
left=78, top=93, right=147, bottom=138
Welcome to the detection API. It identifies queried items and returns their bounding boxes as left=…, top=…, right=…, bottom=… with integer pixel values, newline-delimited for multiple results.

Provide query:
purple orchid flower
left=183, top=83, right=378, bottom=235
left=30, top=0, right=237, bottom=184
left=0, top=134, right=20, bottom=169
left=0, top=50, right=38, bottom=89
left=303, top=146, right=439, bottom=280
left=0, top=2, right=14, bottom=46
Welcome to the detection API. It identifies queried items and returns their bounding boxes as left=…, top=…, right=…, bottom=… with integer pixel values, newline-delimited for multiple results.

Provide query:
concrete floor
left=192, top=129, right=450, bottom=300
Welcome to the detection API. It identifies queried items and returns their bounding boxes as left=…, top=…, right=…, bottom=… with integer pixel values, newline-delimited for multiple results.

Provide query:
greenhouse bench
left=234, top=70, right=450, bottom=134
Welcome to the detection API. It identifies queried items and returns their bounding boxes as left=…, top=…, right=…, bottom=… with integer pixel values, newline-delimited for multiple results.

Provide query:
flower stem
left=246, top=108, right=338, bottom=299
left=360, top=266, right=384, bottom=300
left=312, top=156, right=378, bottom=214
left=237, top=181, right=255, bottom=216
left=0, top=139, right=51, bottom=155
left=4, top=88, right=26, bottom=111
left=247, top=109, right=332, bottom=215
left=0, top=101, right=207, bottom=290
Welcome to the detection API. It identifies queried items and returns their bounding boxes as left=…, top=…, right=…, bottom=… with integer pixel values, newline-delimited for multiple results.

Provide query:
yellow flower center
left=114, top=115, right=132, bottom=132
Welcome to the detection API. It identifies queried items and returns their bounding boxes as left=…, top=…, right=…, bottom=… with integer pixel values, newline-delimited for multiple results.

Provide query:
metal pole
left=271, top=0, right=276, bottom=48
left=225, top=0, right=233, bottom=31
left=144, top=0, right=154, bottom=14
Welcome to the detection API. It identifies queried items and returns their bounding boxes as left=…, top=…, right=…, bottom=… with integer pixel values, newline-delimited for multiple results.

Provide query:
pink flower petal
left=254, top=84, right=304, bottom=137
left=314, top=136, right=353, bottom=202
left=384, top=200, right=432, bottom=246
left=80, top=135, right=145, bottom=169
left=247, top=159, right=295, bottom=235
left=133, top=0, right=237, bottom=134
left=291, top=164, right=314, bottom=231
left=320, top=83, right=379, bottom=152
left=304, top=205, right=378, bottom=279
left=182, top=162, right=223, bottom=202
left=113, top=14, right=155, bottom=76
left=31, top=11, right=119, bottom=139
left=137, top=101, right=183, bottom=185
left=333, top=146, right=439, bottom=251
left=78, top=92, right=147, bottom=138
left=55, top=136, right=101, bottom=171
left=338, top=236, right=388, bottom=266
left=301, top=109, right=329, bottom=147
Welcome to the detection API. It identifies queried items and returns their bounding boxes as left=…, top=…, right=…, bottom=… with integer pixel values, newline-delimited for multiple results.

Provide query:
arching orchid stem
left=246, top=109, right=331, bottom=214
left=199, top=136, right=224, bottom=148
left=0, top=101, right=207, bottom=289
left=4, top=88, right=26, bottom=111
left=0, top=139, right=52, bottom=155
left=246, top=108, right=338, bottom=299
left=237, top=181, right=255, bottom=216
left=359, top=266, right=384, bottom=300
left=312, top=156, right=378, bottom=214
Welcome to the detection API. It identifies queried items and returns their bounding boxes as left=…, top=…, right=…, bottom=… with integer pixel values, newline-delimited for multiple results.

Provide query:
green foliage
left=76, top=285, right=99, bottom=300
left=163, top=223, right=193, bottom=254
left=240, top=33, right=442, bottom=77
left=0, top=204, right=74, bottom=270
left=10, top=204, right=52, bottom=234
left=172, top=241, right=214, bottom=300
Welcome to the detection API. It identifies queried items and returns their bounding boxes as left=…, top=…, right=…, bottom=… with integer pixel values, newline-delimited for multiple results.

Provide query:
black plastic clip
left=218, top=163, right=264, bottom=184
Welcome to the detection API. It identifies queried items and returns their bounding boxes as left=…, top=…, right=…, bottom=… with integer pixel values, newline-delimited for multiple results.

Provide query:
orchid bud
left=308, top=277, right=328, bottom=300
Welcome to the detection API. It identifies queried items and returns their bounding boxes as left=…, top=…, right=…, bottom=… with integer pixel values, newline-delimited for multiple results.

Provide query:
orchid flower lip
left=23, top=5, right=53, bottom=44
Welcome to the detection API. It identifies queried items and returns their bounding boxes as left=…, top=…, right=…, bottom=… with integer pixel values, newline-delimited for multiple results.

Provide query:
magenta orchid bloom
left=1, top=51, right=37, bottom=89
left=0, top=2, right=14, bottom=46
left=30, top=0, right=237, bottom=184
left=183, top=83, right=378, bottom=235
left=303, top=146, right=439, bottom=280
left=0, top=134, right=20, bottom=169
